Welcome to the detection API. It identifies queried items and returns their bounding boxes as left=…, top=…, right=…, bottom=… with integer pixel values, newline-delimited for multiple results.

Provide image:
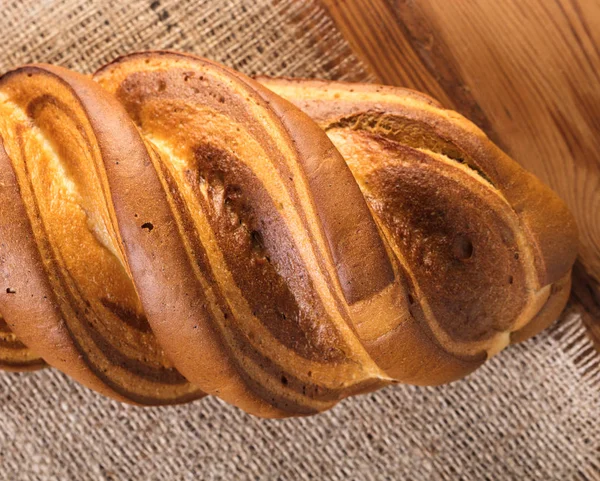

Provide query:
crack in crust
left=326, top=112, right=497, bottom=186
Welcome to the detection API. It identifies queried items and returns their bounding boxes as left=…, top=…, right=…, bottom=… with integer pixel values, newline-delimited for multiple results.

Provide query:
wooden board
left=318, top=0, right=600, bottom=348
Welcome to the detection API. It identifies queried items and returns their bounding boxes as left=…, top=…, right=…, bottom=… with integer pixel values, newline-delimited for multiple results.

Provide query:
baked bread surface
left=0, top=64, right=202, bottom=404
left=0, top=53, right=577, bottom=417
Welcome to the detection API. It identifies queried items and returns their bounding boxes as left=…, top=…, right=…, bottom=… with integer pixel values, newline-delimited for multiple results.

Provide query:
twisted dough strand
left=0, top=52, right=577, bottom=417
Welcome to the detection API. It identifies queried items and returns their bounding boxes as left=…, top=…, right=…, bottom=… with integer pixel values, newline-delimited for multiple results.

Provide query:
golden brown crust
left=0, top=64, right=203, bottom=404
left=248, top=80, right=395, bottom=305
left=258, top=76, right=577, bottom=359
left=0, top=57, right=577, bottom=418
left=94, top=51, right=394, bottom=417
left=257, top=77, right=578, bottom=287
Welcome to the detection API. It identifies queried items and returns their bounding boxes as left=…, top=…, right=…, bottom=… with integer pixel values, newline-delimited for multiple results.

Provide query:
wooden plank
left=572, top=263, right=600, bottom=352
left=320, top=0, right=600, bottom=345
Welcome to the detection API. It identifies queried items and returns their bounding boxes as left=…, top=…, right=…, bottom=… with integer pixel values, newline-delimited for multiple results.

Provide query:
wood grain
left=319, top=0, right=600, bottom=344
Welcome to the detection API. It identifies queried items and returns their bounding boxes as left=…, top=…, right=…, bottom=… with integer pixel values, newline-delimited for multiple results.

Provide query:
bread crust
left=0, top=64, right=202, bottom=405
left=258, top=76, right=577, bottom=358
left=0, top=59, right=577, bottom=418
left=95, top=51, right=403, bottom=416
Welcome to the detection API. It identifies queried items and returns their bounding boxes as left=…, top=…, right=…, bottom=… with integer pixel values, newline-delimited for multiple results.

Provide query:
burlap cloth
left=0, top=1, right=598, bottom=479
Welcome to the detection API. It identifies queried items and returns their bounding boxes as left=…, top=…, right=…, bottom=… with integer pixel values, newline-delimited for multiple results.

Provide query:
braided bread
left=0, top=51, right=577, bottom=417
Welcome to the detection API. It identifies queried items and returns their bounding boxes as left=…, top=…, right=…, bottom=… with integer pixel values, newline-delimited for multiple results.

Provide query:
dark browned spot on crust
left=188, top=143, right=347, bottom=363
left=0, top=317, right=10, bottom=333
left=153, top=149, right=356, bottom=409
left=100, top=298, right=152, bottom=333
left=366, top=145, right=527, bottom=342
left=402, top=262, right=487, bottom=366
left=114, top=69, right=239, bottom=126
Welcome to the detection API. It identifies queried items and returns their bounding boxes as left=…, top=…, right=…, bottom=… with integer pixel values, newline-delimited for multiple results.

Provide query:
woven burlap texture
left=0, top=1, right=598, bottom=480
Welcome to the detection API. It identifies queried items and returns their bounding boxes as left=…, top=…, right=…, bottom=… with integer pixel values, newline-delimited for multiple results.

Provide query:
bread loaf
left=0, top=52, right=577, bottom=417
